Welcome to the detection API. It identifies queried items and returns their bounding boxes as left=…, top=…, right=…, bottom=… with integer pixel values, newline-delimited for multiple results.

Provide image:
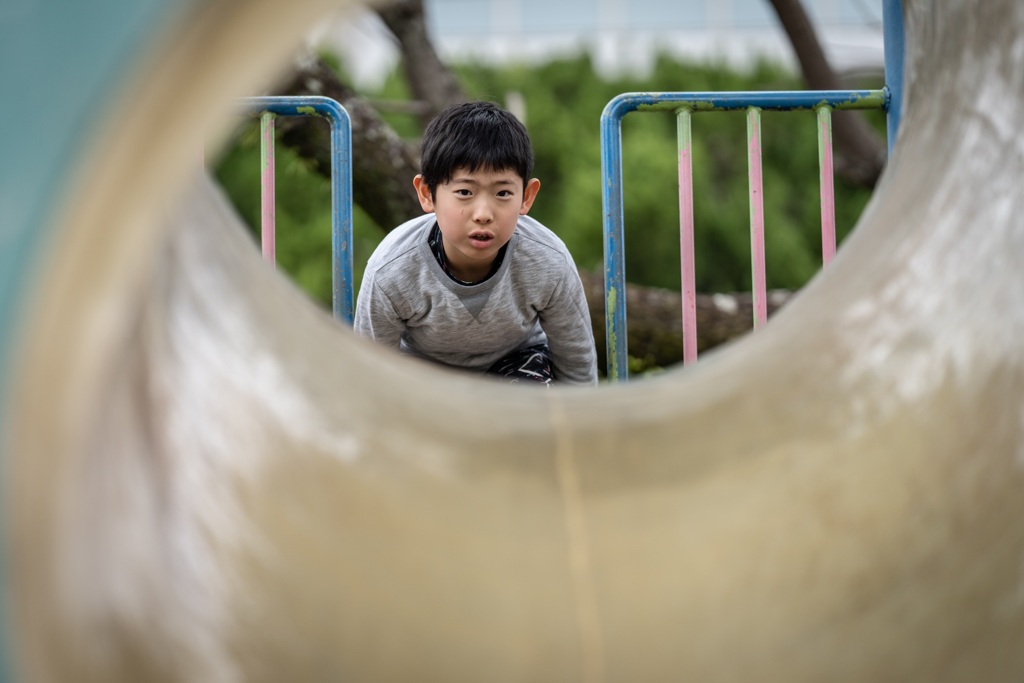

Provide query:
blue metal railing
left=600, top=0, right=905, bottom=382
left=239, top=96, right=355, bottom=323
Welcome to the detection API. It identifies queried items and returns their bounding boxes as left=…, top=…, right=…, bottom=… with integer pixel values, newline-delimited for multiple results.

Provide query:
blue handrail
left=239, top=96, right=354, bottom=323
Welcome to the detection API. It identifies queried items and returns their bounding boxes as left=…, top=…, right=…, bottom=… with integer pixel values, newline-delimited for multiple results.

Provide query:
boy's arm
left=353, top=275, right=406, bottom=350
left=540, top=265, right=599, bottom=385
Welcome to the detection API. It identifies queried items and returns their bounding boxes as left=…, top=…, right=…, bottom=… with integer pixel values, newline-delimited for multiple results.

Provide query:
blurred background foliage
left=213, top=50, right=884, bottom=309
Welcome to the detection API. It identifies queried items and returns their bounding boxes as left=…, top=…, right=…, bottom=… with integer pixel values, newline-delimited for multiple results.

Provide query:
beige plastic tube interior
left=8, top=0, right=1024, bottom=681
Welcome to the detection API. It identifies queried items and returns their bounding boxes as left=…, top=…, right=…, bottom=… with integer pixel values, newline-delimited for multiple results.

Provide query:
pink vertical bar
left=260, top=111, right=276, bottom=265
left=677, top=108, right=698, bottom=365
left=817, top=106, right=837, bottom=266
left=747, top=107, right=768, bottom=329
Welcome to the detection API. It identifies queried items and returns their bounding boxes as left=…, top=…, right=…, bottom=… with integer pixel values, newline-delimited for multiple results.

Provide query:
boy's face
left=414, top=167, right=540, bottom=283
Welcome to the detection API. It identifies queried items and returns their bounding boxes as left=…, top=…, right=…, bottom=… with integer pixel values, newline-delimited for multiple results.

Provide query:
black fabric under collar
left=427, top=222, right=507, bottom=285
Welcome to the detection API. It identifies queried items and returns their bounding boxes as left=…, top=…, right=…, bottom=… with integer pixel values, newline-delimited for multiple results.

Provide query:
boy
left=354, top=101, right=598, bottom=386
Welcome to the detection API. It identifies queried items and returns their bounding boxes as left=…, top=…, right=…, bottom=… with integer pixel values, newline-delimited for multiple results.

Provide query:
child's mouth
left=469, top=233, right=494, bottom=246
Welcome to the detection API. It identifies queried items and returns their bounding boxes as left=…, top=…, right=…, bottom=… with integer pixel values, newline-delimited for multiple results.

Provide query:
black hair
left=419, top=101, right=534, bottom=193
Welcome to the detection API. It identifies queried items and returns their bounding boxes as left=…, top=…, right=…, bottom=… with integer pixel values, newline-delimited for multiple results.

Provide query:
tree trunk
left=270, top=0, right=470, bottom=231
left=578, top=270, right=794, bottom=372
left=767, top=0, right=888, bottom=188
left=375, top=0, right=467, bottom=127
left=273, top=56, right=423, bottom=232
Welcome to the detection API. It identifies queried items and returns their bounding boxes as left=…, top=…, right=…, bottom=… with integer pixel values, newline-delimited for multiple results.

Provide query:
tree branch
left=767, top=0, right=887, bottom=187
left=273, top=55, right=422, bottom=231
left=375, top=0, right=467, bottom=126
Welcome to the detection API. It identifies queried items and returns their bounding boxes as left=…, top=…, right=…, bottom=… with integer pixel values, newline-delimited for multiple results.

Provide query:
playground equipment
left=601, top=90, right=889, bottom=378
left=6, top=0, right=1024, bottom=681
left=601, top=0, right=904, bottom=379
left=239, top=96, right=355, bottom=322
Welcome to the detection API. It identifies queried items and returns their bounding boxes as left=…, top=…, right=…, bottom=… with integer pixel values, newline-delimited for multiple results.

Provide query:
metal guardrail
left=601, top=0, right=904, bottom=383
left=599, top=89, right=890, bottom=381
left=239, top=96, right=355, bottom=324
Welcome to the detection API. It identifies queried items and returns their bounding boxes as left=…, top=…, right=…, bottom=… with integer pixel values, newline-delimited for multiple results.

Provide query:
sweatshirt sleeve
left=539, top=262, right=599, bottom=385
left=353, top=271, right=405, bottom=350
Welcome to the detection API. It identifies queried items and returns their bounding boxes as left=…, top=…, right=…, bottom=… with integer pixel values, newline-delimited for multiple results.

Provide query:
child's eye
left=454, top=189, right=472, bottom=197
left=497, top=190, right=513, bottom=198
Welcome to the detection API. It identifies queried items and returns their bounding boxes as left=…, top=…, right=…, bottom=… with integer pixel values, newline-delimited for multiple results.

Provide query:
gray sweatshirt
left=355, top=214, right=598, bottom=384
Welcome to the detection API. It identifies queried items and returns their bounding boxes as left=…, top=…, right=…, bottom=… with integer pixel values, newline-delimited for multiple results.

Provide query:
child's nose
left=472, top=199, right=494, bottom=223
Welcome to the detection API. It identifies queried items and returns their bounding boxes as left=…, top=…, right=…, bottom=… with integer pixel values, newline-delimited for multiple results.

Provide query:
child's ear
left=413, top=175, right=435, bottom=213
left=519, top=178, right=541, bottom=215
